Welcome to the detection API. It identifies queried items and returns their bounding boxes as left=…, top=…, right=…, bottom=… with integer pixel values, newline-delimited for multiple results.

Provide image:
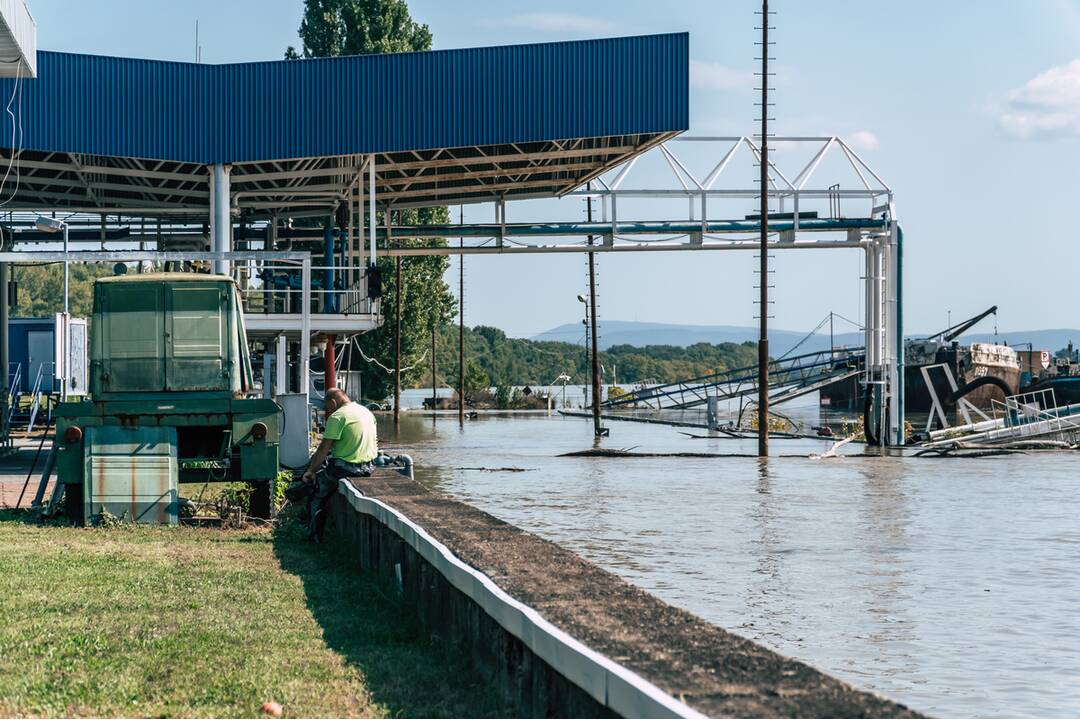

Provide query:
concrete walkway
left=0, top=439, right=54, bottom=508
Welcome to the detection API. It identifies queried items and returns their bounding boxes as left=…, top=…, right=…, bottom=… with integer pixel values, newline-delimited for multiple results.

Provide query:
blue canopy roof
left=2, top=33, right=688, bottom=164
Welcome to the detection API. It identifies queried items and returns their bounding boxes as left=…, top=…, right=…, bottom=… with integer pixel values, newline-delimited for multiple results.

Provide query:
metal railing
left=26, top=361, right=53, bottom=431
left=988, top=389, right=1080, bottom=441
left=233, top=260, right=376, bottom=317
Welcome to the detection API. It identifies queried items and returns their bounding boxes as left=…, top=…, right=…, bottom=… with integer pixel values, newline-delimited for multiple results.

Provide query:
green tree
left=12, top=263, right=114, bottom=319
left=287, top=0, right=454, bottom=401
left=286, top=0, right=432, bottom=58
left=421, top=323, right=761, bottom=389
left=464, top=362, right=489, bottom=403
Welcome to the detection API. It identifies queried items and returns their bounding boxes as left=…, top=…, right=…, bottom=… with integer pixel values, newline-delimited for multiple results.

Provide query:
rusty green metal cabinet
left=82, top=426, right=179, bottom=525
left=55, top=273, right=281, bottom=524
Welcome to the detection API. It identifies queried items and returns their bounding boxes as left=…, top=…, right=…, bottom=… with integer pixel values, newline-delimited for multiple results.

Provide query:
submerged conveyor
left=603, top=348, right=866, bottom=411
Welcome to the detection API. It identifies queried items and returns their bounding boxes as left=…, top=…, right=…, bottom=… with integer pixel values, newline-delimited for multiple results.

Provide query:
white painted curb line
left=338, top=480, right=705, bottom=719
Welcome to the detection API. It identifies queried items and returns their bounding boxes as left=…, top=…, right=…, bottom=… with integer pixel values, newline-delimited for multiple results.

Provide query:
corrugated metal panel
left=0, top=33, right=688, bottom=164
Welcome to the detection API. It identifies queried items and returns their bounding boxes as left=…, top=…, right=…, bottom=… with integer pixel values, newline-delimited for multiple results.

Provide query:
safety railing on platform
left=987, top=389, right=1080, bottom=442
left=232, top=260, right=376, bottom=317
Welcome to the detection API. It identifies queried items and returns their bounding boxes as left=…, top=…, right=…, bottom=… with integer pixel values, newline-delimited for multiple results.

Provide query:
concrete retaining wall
left=330, top=479, right=703, bottom=719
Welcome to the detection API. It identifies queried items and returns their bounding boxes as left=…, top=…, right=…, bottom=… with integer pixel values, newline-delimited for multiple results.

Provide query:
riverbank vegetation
left=0, top=511, right=510, bottom=717
left=399, top=324, right=760, bottom=392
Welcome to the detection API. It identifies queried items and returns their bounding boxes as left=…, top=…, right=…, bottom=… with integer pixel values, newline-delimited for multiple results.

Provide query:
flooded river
left=379, top=401, right=1079, bottom=718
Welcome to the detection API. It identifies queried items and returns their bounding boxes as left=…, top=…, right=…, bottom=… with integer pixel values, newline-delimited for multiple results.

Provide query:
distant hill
left=531, top=321, right=1080, bottom=357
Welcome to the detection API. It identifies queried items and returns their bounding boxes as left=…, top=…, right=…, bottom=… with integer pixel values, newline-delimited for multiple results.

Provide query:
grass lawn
left=0, top=510, right=513, bottom=718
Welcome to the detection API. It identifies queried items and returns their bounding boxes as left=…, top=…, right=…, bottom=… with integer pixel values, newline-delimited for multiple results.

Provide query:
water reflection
left=848, top=459, right=920, bottom=687
left=742, top=459, right=793, bottom=644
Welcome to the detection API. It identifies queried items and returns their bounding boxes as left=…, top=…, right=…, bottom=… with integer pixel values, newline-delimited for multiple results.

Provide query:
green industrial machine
left=53, top=273, right=280, bottom=524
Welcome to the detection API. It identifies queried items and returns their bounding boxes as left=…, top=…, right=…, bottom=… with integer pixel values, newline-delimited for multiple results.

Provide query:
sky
left=27, top=0, right=1080, bottom=338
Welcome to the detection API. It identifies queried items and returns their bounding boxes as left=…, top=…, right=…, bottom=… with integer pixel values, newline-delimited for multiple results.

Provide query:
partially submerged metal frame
left=375, top=136, right=906, bottom=445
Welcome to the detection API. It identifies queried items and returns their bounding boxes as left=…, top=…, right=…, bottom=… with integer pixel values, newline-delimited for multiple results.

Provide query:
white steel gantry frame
left=3, top=137, right=905, bottom=444
left=380, top=136, right=905, bottom=445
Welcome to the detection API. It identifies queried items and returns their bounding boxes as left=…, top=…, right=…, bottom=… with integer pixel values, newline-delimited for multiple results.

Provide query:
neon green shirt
left=323, top=401, right=378, bottom=464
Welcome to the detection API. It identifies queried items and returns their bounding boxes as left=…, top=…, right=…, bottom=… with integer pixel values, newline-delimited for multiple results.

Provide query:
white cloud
left=846, top=130, right=880, bottom=151
left=1000, top=59, right=1080, bottom=139
left=689, top=59, right=750, bottom=91
left=478, top=13, right=617, bottom=34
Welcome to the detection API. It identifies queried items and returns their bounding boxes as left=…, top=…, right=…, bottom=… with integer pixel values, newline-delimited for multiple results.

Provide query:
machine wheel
left=64, top=483, right=85, bottom=526
left=248, top=480, right=274, bottom=520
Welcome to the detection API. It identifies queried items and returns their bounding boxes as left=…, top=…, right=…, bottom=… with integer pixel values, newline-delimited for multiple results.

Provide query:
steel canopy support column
left=863, top=233, right=896, bottom=447
left=869, top=241, right=878, bottom=441
left=356, top=171, right=365, bottom=288
left=889, top=221, right=904, bottom=445
left=863, top=243, right=877, bottom=444
left=61, top=222, right=69, bottom=401
left=878, top=237, right=891, bottom=445
left=275, top=334, right=288, bottom=394
left=210, top=164, right=232, bottom=275
left=300, top=258, right=311, bottom=410
left=368, top=156, right=376, bottom=268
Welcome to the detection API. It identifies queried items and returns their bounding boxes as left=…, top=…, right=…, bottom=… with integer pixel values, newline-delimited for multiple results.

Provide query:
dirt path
left=347, top=474, right=922, bottom=718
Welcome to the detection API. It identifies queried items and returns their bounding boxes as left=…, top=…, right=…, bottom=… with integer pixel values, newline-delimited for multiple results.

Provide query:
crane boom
left=929, top=305, right=999, bottom=343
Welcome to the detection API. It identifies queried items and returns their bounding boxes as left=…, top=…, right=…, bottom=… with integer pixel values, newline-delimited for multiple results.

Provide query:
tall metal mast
left=430, top=317, right=437, bottom=420
left=458, top=206, right=465, bottom=425
left=757, top=0, right=772, bottom=457
left=587, top=184, right=602, bottom=437
left=393, top=253, right=401, bottom=426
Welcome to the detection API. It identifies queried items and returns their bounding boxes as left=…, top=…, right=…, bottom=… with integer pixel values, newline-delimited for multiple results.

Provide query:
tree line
left=397, top=324, right=759, bottom=393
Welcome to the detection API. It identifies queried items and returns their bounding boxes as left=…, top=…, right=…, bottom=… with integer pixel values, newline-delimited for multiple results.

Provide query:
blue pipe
left=323, top=224, right=337, bottom=313
left=338, top=229, right=347, bottom=296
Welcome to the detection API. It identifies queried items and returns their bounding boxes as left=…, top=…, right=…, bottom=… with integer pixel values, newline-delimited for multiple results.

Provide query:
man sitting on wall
left=301, top=387, right=378, bottom=542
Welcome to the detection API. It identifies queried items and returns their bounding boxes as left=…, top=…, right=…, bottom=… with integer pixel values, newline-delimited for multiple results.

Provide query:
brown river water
left=378, top=395, right=1079, bottom=718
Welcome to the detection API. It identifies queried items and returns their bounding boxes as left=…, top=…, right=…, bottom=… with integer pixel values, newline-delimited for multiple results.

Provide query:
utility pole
left=458, top=206, right=465, bottom=425
left=430, top=319, right=437, bottom=416
left=829, top=311, right=834, bottom=357
left=586, top=184, right=603, bottom=436
left=394, top=255, right=401, bottom=426
left=757, top=0, right=772, bottom=457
